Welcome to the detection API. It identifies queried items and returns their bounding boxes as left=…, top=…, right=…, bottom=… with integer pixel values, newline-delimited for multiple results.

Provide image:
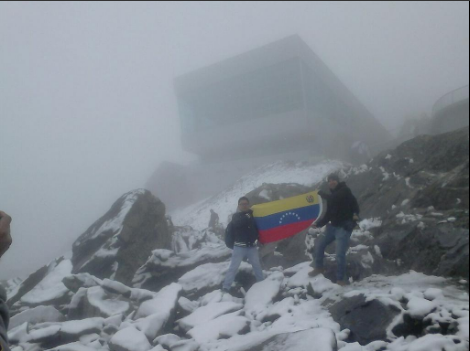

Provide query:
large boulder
left=8, top=258, right=73, bottom=314
left=328, top=294, right=401, bottom=346
left=7, top=263, right=51, bottom=308
left=133, top=238, right=231, bottom=293
left=108, top=326, right=152, bottom=351
left=10, top=306, right=65, bottom=330
left=373, top=219, right=469, bottom=278
left=249, top=329, right=338, bottom=351
left=72, top=189, right=172, bottom=286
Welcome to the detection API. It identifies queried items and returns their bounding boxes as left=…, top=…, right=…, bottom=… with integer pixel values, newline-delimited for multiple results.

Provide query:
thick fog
left=0, top=2, right=468, bottom=280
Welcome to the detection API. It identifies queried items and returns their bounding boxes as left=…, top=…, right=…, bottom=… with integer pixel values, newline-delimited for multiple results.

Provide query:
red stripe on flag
left=258, top=219, right=316, bottom=244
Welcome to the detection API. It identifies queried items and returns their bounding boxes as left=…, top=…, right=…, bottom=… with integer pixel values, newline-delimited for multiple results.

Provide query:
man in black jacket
left=0, top=211, right=12, bottom=351
left=222, top=197, right=264, bottom=293
left=310, top=174, right=360, bottom=286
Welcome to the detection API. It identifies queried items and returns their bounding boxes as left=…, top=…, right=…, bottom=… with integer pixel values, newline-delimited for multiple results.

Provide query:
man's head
left=327, top=174, right=340, bottom=190
left=238, top=197, right=250, bottom=212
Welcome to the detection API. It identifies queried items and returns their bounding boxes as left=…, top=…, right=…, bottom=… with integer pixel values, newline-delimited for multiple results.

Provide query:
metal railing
left=432, top=85, right=469, bottom=116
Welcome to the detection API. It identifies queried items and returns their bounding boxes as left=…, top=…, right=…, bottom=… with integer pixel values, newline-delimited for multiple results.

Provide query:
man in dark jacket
left=0, top=211, right=12, bottom=351
left=310, top=174, right=360, bottom=286
left=222, top=197, right=264, bottom=293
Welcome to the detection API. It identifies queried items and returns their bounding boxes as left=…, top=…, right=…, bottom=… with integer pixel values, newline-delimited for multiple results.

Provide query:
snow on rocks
left=44, top=342, right=100, bottom=351
left=86, top=286, right=131, bottom=317
left=178, top=301, right=244, bottom=332
left=72, top=189, right=172, bottom=286
left=424, top=288, right=444, bottom=301
left=133, top=244, right=231, bottom=292
left=7, top=266, right=469, bottom=351
left=132, top=283, right=182, bottom=340
left=252, top=328, right=338, bottom=351
left=62, top=274, right=103, bottom=293
left=154, top=334, right=181, bottom=349
left=244, top=272, right=284, bottom=318
left=9, top=318, right=104, bottom=347
left=8, top=322, right=29, bottom=345
left=178, top=261, right=253, bottom=298
left=387, top=334, right=468, bottom=351
left=10, top=306, right=65, bottom=330
left=2, top=276, right=23, bottom=300
left=59, top=318, right=104, bottom=339
left=287, top=263, right=337, bottom=295
left=187, top=312, right=250, bottom=344
left=109, top=326, right=152, bottom=351
left=20, top=259, right=73, bottom=307
left=134, top=283, right=181, bottom=319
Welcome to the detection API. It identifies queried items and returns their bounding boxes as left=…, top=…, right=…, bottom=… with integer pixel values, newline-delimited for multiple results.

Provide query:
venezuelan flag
left=252, top=191, right=323, bottom=244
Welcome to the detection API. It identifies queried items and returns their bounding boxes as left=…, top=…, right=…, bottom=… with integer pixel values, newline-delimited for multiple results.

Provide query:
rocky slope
left=2, top=128, right=469, bottom=351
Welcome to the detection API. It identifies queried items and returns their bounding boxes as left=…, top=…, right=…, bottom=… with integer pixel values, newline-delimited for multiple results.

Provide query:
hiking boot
left=308, top=268, right=325, bottom=277
left=336, top=280, right=349, bottom=287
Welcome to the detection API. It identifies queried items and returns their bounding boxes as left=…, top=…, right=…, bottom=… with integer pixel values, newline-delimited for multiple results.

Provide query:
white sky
left=0, top=1, right=468, bottom=279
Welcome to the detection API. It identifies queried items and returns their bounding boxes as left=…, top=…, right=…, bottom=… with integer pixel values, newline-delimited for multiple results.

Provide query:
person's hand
left=353, top=213, right=360, bottom=222
left=0, top=211, right=12, bottom=258
left=308, top=223, right=321, bottom=237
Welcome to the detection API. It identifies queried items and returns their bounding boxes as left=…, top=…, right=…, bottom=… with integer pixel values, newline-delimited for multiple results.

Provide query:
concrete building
left=148, top=35, right=392, bottom=209
left=174, top=34, right=390, bottom=162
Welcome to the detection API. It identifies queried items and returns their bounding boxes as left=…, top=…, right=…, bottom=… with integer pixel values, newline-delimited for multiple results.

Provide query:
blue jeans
left=315, top=224, right=352, bottom=281
left=223, top=246, right=265, bottom=290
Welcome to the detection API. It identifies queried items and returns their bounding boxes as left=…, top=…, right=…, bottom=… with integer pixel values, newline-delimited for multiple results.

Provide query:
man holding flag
left=310, top=174, right=360, bottom=286
left=222, top=197, right=265, bottom=293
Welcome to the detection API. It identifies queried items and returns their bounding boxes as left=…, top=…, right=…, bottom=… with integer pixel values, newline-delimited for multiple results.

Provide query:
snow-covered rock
left=72, top=189, right=172, bottom=286
left=109, top=326, right=152, bottom=351
left=178, top=261, right=252, bottom=298
left=133, top=244, right=231, bottom=292
left=187, top=312, right=250, bottom=344
left=10, top=306, right=65, bottom=330
left=178, top=301, right=244, bottom=332
left=132, top=283, right=182, bottom=340
left=245, top=272, right=284, bottom=319
left=249, top=328, right=338, bottom=351
left=85, top=286, right=130, bottom=318
left=19, top=259, right=73, bottom=307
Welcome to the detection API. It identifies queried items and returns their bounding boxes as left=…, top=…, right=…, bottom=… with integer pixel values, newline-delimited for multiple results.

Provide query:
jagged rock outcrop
left=71, top=189, right=172, bottom=285
left=346, top=127, right=469, bottom=223
left=344, top=128, right=470, bottom=279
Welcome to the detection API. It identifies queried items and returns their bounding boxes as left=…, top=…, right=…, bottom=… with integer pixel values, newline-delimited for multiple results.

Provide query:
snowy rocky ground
left=5, top=228, right=469, bottom=351
left=3, top=135, right=470, bottom=351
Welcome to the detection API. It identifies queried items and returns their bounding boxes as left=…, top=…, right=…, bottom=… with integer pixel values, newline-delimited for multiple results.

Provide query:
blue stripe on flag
left=255, top=204, right=321, bottom=231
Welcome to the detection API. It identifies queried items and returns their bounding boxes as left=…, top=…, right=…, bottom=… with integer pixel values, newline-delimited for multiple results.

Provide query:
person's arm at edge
left=0, top=212, right=12, bottom=259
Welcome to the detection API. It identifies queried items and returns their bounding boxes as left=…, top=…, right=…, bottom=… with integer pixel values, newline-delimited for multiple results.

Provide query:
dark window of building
left=178, top=58, right=304, bottom=134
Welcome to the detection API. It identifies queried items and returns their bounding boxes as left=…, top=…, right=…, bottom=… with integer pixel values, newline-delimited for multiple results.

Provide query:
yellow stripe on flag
left=252, top=191, right=321, bottom=218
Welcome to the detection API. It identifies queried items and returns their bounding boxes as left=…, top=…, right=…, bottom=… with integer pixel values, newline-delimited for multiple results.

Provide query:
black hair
left=327, top=173, right=340, bottom=182
left=238, top=196, right=250, bottom=204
